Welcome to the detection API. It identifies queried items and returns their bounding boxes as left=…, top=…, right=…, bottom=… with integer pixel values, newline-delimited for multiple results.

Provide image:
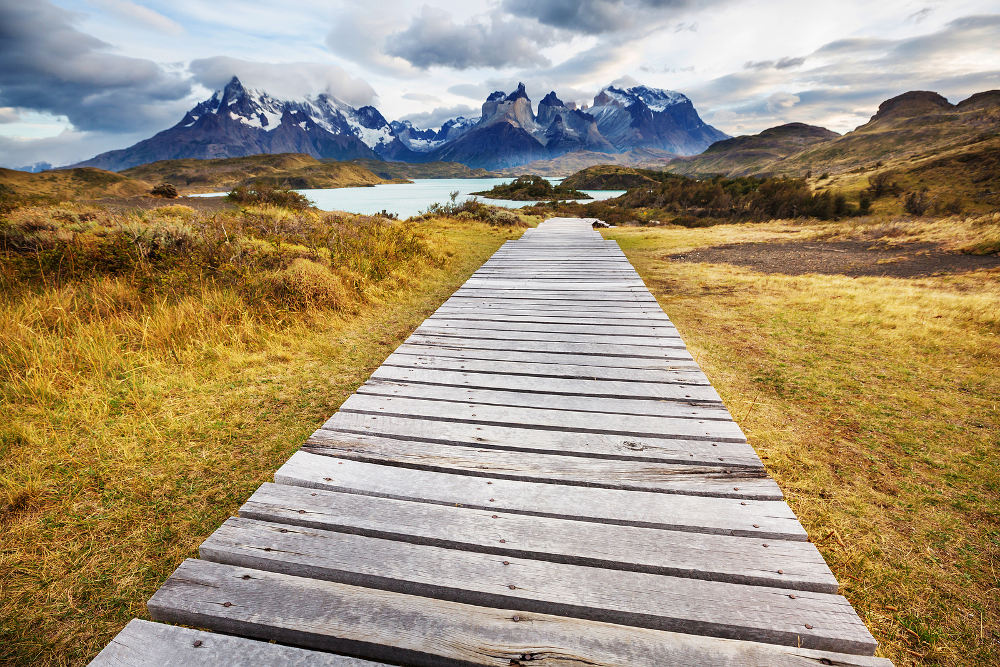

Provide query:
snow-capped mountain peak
left=75, top=76, right=727, bottom=171
left=593, top=84, right=689, bottom=112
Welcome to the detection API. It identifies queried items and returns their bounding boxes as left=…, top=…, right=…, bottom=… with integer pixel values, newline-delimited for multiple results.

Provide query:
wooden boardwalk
left=92, top=218, right=890, bottom=666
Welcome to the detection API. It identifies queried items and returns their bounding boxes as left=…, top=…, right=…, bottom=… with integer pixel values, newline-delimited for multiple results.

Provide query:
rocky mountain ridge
left=74, top=77, right=728, bottom=171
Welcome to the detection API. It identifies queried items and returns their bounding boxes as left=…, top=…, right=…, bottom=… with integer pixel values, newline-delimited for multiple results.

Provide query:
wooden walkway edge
left=91, top=218, right=891, bottom=666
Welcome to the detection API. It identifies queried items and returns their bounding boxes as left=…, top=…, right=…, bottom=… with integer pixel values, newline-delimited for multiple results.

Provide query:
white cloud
left=89, top=0, right=184, bottom=35
left=188, top=57, right=377, bottom=106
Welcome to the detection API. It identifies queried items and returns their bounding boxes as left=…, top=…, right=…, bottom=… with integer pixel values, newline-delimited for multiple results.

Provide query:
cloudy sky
left=1, top=0, right=998, bottom=168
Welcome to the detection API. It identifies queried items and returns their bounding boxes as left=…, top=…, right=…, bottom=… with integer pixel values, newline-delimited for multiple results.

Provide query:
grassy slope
left=498, top=147, right=676, bottom=177
left=560, top=165, right=663, bottom=189
left=0, top=213, right=520, bottom=665
left=122, top=153, right=403, bottom=193
left=605, top=221, right=999, bottom=666
left=0, top=168, right=152, bottom=202
left=666, top=123, right=840, bottom=177
left=347, top=158, right=497, bottom=179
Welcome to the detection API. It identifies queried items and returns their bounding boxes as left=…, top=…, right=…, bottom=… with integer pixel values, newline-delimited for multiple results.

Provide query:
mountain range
left=74, top=77, right=728, bottom=171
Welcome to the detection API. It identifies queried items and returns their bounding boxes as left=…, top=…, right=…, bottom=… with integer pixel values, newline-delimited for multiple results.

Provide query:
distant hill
left=122, top=153, right=400, bottom=193
left=668, top=90, right=1000, bottom=179
left=498, top=147, right=676, bottom=177
left=561, top=165, right=675, bottom=189
left=667, top=123, right=840, bottom=176
left=0, top=167, right=152, bottom=203
left=347, top=159, right=497, bottom=180
left=648, top=89, right=1000, bottom=211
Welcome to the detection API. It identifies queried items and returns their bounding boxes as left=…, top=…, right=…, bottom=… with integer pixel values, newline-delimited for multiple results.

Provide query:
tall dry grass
left=0, top=203, right=521, bottom=665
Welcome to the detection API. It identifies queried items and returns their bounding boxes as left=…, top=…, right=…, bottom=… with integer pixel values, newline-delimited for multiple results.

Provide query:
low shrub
left=227, top=185, right=311, bottom=210
left=150, top=183, right=179, bottom=198
left=903, top=190, right=931, bottom=216
left=263, top=257, right=348, bottom=310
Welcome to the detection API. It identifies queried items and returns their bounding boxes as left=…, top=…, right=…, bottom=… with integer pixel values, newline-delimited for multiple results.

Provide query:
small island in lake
left=472, top=174, right=592, bottom=201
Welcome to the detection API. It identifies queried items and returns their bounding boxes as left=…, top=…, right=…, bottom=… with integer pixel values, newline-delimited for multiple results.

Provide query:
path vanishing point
left=91, top=218, right=891, bottom=666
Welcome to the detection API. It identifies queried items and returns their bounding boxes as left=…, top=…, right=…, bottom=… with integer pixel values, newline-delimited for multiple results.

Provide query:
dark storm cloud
left=386, top=7, right=556, bottom=69
left=0, top=0, right=191, bottom=132
left=502, top=0, right=723, bottom=34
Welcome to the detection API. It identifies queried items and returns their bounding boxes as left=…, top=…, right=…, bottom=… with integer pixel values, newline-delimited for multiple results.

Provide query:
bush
left=264, top=257, right=347, bottom=310
left=858, top=192, right=873, bottom=215
left=903, top=190, right=931, bottom=216
left=418, top=197, right=528, bottom=226
left=228, top=185, right=311, bottom=210
left=150, top=183, right=179, bottom=198
left=868, top=172, right=900, bottom=198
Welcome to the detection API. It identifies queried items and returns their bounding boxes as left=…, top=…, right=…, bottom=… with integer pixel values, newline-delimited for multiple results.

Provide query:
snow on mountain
left=74, top=76, right=726, bottom=171
left=588, top=83, right=728, bottom=155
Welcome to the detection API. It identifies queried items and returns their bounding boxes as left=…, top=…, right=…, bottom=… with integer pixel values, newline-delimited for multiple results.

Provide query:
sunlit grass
left=606, top=221, right=999, bottom=666
left=0, top=206, right=521, bottom=665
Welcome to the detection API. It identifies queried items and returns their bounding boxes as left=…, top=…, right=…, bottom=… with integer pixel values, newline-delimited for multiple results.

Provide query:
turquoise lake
left=193, top=178, right=625, bottom=219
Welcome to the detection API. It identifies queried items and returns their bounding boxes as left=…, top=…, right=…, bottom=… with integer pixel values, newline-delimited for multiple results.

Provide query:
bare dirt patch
left=669, top=240, right=1000, bottom=278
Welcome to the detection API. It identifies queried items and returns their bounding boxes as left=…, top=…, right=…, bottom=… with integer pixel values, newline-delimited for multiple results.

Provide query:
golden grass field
left=1, top=200, right=997, bottom=665
left=0, top=204, right=524, bottom=664
left=605, top=217, right=999, bottom=665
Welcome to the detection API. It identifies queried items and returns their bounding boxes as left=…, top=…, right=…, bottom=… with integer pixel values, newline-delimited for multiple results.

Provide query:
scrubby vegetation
left=226, top=184, right=312, bottom=210
left=529, top=174, right=868, bottom=225
left=416, top=192, right=530, bottom=226
left=0, top=199, right=522, bottom=665
left=472, top=174, right=591, bottom=201
left=149, top=183, right=179, bottom=199
left=1, top=202, right=434, bottom=308
left=560, top=164, right=672, bottom=189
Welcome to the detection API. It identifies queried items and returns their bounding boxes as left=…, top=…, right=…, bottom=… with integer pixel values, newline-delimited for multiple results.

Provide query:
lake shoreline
left=189, top=177, right=625, bottom=218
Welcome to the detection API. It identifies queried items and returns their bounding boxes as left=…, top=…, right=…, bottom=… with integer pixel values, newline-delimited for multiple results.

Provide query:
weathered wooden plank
left=372, top=362, right=717, bottom=400
left=198, top=518, right=875, bottom=653
left=357, top=378, right=731, bottom=419
left=437, top=302, right=669, bottom=314
left=442, top=299, right=663, bottom=309
left=406, top=334, right=689, bottom=357
left=319, top=415, right=762, bottom=468
left=335, top=393, right=748, bottom=442
left=301, top=433, right=778, bottom=499
left=394, top=341, right=699, bottom=367
left=429, top=311, right=673, bottom=325
left=418, top=319, right=681, bottom=338
left=413, top=326, right=682, bottom=347
left=390, top=345, right=703, bottom=372
left=462, top=280, right=649, bottom=289
left=274, top=452, right=806, bottom=540
left=88, top=619, right=381, bottom=666
left=451, top=290, right=659, bottom=302
left=242, top=483, right=836, bottom=592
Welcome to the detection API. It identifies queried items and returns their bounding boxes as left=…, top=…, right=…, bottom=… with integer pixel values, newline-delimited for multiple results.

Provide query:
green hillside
left=347, top=158, right=497, bottom=179
left=122, top=154, right=404, bottom=193
left=0, top=167, right=152, bottom=206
